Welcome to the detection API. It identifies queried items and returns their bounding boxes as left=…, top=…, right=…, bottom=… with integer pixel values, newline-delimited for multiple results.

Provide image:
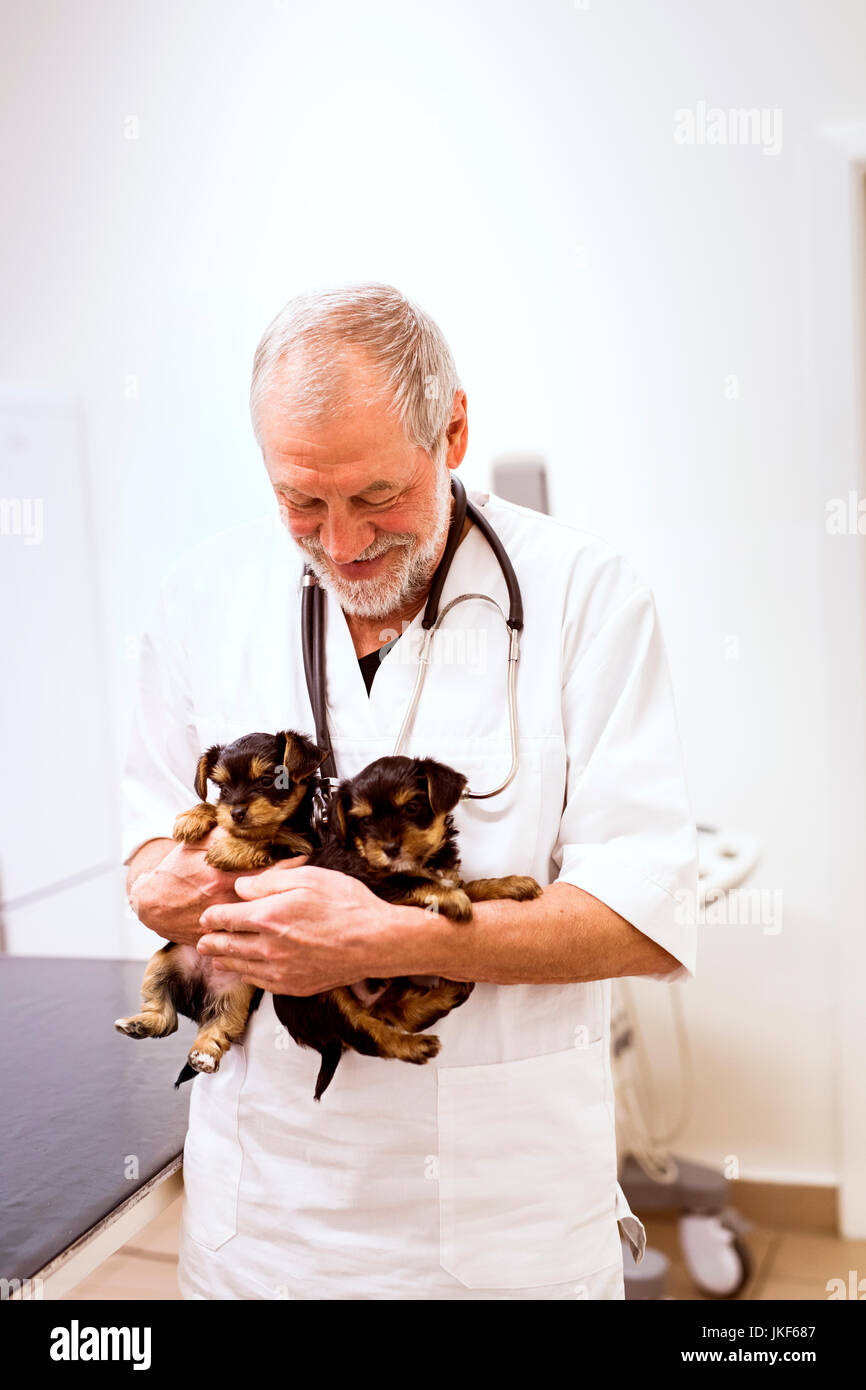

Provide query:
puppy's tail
left=314, top=1042, right=344, bottom=1102
left=174, top=1062, right=198, bottom=1089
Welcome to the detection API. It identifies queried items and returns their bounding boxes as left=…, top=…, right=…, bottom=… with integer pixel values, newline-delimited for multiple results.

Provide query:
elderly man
left=123, top=283, right=697, bottom=1301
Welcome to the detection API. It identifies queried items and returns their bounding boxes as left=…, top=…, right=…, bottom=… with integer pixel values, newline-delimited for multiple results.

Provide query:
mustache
left=299, top=531, right=415, bottom=566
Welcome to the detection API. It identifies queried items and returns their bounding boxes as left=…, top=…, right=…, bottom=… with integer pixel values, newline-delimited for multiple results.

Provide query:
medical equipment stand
left=616, top=825, right=760, bottom=1299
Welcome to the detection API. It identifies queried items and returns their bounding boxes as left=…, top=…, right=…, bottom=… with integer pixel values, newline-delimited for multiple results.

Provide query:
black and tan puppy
left=116, top=730, right=326, bottom=1082
left=273, top=754, right=541, bottom=1101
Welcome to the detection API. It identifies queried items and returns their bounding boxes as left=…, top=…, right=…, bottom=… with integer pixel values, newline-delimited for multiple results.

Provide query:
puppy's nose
left=231, top=807, right=247, bottom=824
left=381, top=840, right=400, bottom=857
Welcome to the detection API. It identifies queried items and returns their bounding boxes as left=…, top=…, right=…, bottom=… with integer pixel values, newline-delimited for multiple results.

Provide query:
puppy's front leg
left=174, top=802, right=217, bottom=843
left=272, top=826, right=313, bottom=856
left=204, top=837, right=273, bottom=871
left=462, top=875, right=542, bottom=903
left=402, top=882, right=473, bottom=922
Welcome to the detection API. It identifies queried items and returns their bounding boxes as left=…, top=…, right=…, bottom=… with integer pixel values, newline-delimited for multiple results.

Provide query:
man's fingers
left=198, top=900, right=260, bottom=932
left=210, top=958, right=266, bottom=979
left=234, top=861, right=314, bottom=900
left=198, top=932, right=268, bottom=962
left=240, top=973, right=272, bottom=990
left=208, top=954, right=267, bottom=975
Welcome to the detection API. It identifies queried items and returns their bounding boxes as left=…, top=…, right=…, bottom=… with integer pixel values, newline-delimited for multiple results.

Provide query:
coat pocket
left=181, top=1044, right=247, bottom=1251
left=437, top=1041, right=622, bottom=1289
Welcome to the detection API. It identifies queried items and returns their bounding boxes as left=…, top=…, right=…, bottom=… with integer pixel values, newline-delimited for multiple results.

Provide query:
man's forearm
left=384, top=880, right=681, bottom=984
left=125, top=838, right=175, bottom=897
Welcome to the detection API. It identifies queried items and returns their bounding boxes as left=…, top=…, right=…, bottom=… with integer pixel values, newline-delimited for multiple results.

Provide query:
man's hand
left=196, top=866, right=406, bottom=995
left=128, top=829, right=308, bottom=947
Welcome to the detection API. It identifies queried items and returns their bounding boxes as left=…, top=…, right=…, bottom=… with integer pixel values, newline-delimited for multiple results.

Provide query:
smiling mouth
left=333, top=552, right=391, bottom=580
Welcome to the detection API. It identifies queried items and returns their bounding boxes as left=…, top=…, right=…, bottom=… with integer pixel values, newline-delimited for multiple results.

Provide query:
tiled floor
left=641, top=1215, right=866, bottom=1301
left=64, top=1200, right=865, bottom=1300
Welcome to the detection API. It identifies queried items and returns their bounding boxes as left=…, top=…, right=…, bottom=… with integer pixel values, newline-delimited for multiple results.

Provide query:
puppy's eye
left=405, top=796, right=425, bottom=815
left=258, top=774, right=273, bottom=788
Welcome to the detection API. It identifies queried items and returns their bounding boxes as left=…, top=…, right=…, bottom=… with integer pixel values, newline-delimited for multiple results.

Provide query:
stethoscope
left=300, top=474, right=524, bottom=832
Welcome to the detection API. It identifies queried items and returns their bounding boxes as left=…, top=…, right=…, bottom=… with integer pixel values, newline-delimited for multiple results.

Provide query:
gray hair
left=249, top=283, right=462, bottom=463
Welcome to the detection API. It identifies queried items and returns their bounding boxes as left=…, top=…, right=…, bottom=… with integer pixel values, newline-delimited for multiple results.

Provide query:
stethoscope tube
left=301, top=475, right=523, bottom=819
left=301, top=575, right=338, bottom=784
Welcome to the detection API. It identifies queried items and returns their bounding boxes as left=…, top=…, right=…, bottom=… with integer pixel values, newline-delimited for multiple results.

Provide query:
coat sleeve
left=551, top=577, right=698, bottom=982
left=120, top=571, right=203, bottom=866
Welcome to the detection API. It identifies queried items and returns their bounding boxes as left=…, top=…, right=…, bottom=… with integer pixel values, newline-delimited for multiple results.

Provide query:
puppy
left=273, top=754, right=541, bottom=1100
left=115, top=729, right=326, bottom=1083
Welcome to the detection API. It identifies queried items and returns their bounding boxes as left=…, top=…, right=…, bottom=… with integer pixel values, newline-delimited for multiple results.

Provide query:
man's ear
left=280, top=730, right=330, bottom=780
left=194, top=745, right=222, bottom=802
left=419, top=758, right=468, bottom=815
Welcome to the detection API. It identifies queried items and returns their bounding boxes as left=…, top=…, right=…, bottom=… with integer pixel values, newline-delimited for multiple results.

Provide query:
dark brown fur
left=273, top=755, right=541, bottom=1100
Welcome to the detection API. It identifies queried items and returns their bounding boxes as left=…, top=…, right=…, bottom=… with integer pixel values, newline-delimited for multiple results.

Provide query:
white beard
left=296, top=467, right=453, bottom=620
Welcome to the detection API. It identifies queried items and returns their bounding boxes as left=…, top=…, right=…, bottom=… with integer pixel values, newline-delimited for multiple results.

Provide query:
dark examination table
left=0, top=957, right=196, bottom=1299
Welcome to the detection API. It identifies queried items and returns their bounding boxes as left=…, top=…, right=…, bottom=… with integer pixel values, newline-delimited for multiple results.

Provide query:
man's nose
left=320, top=512, right=376, bottom=565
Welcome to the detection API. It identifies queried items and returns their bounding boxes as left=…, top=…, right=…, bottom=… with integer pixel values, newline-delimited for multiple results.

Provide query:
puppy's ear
left=419, top=759, right=468, bottom=815
left=194, top=745, right=222, bottom=802
left=279, top=731, right=330, bottom=780
left=330, top=788, right=349, bottom=844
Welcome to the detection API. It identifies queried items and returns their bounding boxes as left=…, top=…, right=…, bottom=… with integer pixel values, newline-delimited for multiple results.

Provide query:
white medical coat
left=122, top=490, right=698, bottom=1300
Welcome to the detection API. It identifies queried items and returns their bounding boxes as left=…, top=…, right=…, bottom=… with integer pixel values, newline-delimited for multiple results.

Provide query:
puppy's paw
left=173, top=803, right=216, bottom=843
left=445, top=980, right=475, bottom=1005
left=463, top=875, right=542, bottom=903
left=115, top=1016, right=149, bottom=1038
left=437, top=889, right=473, bottom=923
left=406, top=1035, right=441, bottom=1064
left=188, top=1048, right=220, bottom=1074
left=205, top=839, right=272, bottom=872
left=502, top=875, right=542, bottom=901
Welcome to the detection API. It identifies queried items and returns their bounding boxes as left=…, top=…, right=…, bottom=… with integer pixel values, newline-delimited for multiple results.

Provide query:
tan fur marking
left=376, top=979, right=474, bottom=1032
left=205, top=836, right=273, bottom=870
left=238, top=792, right=291, bottom=828
left=188, top=981, right=256, bottom=1070
left=404, top=882, right=473, bottom=922
left=403, top=813, right=447, bottom=861
left=115, top=949, right=180, bottom=1037
left=463, top=875, right=542, bottom=902
left=173, top=801, right=217, bottom=843
left=273, top=826, right=313, bottom=854
left=331, top=988, right=441, bottom=1063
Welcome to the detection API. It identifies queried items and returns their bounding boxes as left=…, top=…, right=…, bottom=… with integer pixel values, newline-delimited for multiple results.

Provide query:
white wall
left=2, top=0, right=864, bottom=1191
